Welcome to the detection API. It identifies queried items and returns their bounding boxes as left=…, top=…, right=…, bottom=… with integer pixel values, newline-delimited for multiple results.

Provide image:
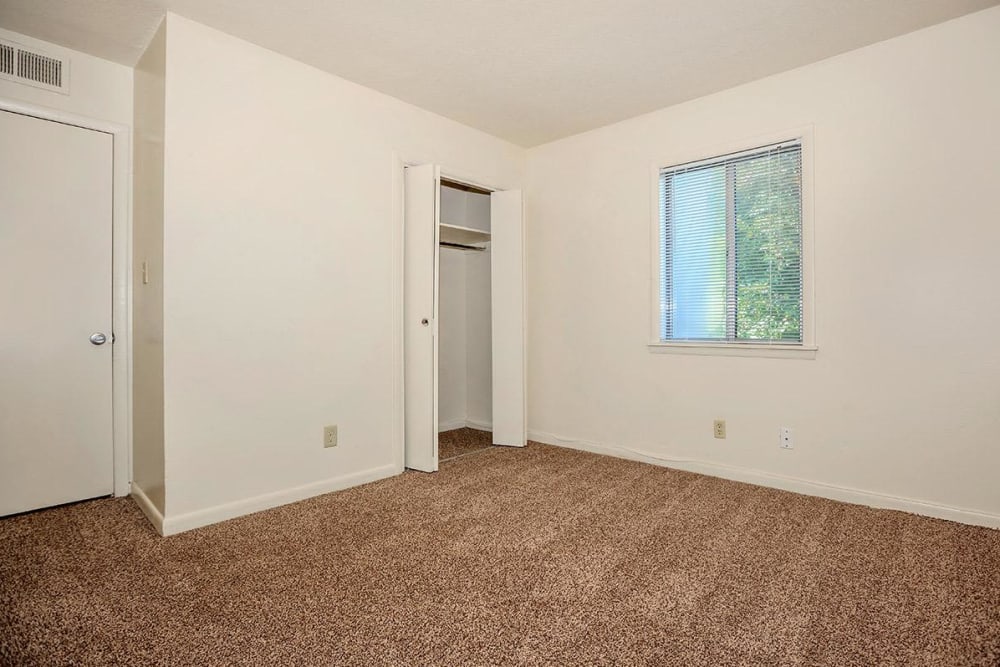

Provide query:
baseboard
left=130, top=482, right=165, bottom=536
left=439, top=419, right=493, bottom=433
left=528, top=430, right=1000, bottom=529
left=465, top=419, right=492, bottom=432
left=160, top=464, right=399, bottom=536
left=438, top=418, right=468, bottom=432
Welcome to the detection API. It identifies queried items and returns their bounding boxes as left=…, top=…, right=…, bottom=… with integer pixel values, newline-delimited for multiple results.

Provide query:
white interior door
left=403, top=164, right=439, bottom=471
left=0, top=110, right=114, bottom=516
left=490, top=189, right=526, bottom=446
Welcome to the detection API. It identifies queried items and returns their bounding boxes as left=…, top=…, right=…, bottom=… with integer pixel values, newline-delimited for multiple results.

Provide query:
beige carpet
left=2, top=443, right=999, bottom=666
left=438, top=427, right=492, bottom=461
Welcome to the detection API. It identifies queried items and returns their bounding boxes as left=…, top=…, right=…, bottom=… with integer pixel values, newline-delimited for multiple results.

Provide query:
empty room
left=1, top=1, right=999, bottom=664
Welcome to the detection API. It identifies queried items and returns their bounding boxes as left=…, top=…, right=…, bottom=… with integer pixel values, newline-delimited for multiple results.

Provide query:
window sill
left=647, top=342, right=818, bottom=359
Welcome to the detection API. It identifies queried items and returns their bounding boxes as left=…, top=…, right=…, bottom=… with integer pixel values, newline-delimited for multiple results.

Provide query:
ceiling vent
left=0, top=39, right=69, bottom=95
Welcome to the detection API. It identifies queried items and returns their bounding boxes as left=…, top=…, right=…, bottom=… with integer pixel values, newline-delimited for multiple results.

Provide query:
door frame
left=1, top=97, right=132, bottom=498
left=392, top=153, right=523, bottom=471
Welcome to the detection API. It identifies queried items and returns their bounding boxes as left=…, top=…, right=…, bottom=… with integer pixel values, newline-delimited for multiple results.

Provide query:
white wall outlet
left=780, top=427, right=793, bottom=449
left=323, top=425, right=338, bottom=448
left=713, top=419, right=726, bottom=439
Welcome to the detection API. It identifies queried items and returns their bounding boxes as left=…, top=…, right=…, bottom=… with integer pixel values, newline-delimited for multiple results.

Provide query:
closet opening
left=402, top=161, right=523, bottom=473
left=437, top=178, right=493, bottom=462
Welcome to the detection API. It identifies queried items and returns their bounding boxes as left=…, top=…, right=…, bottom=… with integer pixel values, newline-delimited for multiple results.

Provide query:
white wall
left=131, top=20, right=166, bottom=515
left=438, top=184, right=493, bottom=433
left=438, top=247, right=468, bottom=430
left=159, top=14, right=523, bottom=529
left=0, top=27, right=132, bottom=127
left=525, top=7, right=1000, bottom=525
left=437, top=246, right=493, bottom=432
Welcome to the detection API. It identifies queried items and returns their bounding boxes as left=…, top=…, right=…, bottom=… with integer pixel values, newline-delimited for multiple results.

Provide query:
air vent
left=0, top=43, right=14, bottom=76
left=0, top=39, right=69, bottom=94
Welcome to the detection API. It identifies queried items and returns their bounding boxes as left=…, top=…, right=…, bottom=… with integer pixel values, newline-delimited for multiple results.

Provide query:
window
left=657, top=139, right=806, bottom=346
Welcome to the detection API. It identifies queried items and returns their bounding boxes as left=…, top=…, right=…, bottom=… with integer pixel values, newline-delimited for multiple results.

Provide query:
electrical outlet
left=713, top=419, right=726, bottom=439
left=323, top=425, right=338, bottom=448
left=780, top=426, right=793, bottom=449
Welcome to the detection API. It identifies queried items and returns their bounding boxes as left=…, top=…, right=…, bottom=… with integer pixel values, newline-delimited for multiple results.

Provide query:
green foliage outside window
left=733, top=150, right=802, bottom=341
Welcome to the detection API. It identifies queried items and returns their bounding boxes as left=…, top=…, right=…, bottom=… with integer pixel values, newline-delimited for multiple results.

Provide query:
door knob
left=421, top=318, right=429, bottom=326
left=89, top=332, right=108, bottom=345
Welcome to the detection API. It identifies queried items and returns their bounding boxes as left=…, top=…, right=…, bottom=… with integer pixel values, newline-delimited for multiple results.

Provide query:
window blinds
left=659, top=140, right=803, bottom=343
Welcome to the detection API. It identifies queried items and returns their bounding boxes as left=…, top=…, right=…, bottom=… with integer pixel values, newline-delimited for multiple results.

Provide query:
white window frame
left=648, top=127, right=817, bottom=359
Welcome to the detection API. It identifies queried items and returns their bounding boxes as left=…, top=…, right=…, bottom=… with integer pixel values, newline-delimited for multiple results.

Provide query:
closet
left=403, top=164, right=525, bottom=472
left=437, top=181, right=493, bottom=460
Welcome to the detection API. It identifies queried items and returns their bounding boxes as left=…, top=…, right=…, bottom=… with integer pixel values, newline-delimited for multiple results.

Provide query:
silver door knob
left=89, top=332, right=108, bottom=345
left=421, top=318, right=429, bottom=326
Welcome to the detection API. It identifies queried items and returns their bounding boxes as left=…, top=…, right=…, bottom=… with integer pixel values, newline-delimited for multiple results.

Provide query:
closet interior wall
left=438, top=184, right=492, bottom=432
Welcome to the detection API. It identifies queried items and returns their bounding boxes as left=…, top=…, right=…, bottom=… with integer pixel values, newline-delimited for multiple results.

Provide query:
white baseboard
left=439, top=419, right=493, bottom=433
left=528, top=429, right=1000, bottom=530
left=465, top=419, right=492, bottom=432
left=438, top=418, right=468, bottom=432
left=130, top=482, right=165, bottom=536
left=160, top=464, right=399, bottom=536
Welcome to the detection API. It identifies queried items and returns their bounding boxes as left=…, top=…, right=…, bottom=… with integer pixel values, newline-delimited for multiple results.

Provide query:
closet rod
left=440, top=241, right=486, bottom=252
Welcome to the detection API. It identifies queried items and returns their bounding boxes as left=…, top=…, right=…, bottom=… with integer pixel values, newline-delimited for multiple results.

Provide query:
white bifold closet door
left=403, top=164, right=440, bottom=472
left=489, top=189, right=526, bottom=447
left=403, top=165, right=525, bottom=472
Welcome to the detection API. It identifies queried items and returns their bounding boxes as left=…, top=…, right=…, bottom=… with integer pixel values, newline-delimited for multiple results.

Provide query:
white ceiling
left=1, top=0, right=996, bottom=146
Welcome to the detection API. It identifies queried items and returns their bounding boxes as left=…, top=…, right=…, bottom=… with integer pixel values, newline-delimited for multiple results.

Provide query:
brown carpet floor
left=438, top=427, right=492, bottom=461
left=2, top=443, right=999, bottom=666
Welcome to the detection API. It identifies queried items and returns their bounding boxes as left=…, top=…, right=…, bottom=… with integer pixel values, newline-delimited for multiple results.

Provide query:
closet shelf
left=440, top=223, right=490, bottom=247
